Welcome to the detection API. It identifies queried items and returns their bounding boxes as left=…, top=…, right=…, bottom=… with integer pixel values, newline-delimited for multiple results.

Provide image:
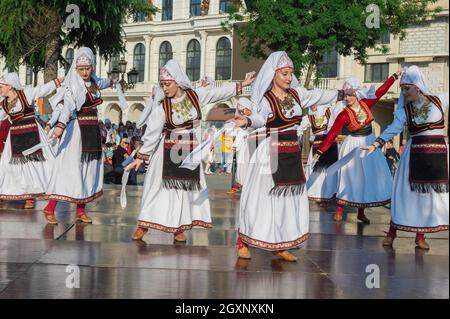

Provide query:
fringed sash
left=77, top=92, right=103, bottom=162
left=409, top=135, right=448, bottom=193
left=162, top=131, right=200, bottom=191
left=269, top=130, right=306, bottom=196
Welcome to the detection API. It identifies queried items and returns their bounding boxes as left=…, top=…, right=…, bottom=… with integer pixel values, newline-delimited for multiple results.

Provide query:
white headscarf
left=342, top=76, right=376, bottom=100
left=398, top=65, right=432, bottom=109
left=136, top=60, right=192, bottom=129
left=0, top=72, right=23, bottom=90
left=160, top=59, right=193, bottom=90
left=250, top=51, right=300, bottom=110
left=49, top=47, right=98, bottom=112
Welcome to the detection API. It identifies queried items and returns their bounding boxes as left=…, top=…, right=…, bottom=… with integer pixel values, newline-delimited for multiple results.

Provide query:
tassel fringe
left=410, top=182, right=449, bottom=194
left=162, top=178, right=202, bottom=191
left=269, top=184, right=305, bottom=197
left=81, top=152, right=102, bottom=163
left=9, top=152, right=46, bottom=165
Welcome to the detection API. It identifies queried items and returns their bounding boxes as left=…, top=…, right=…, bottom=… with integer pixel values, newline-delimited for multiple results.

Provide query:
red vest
left=344, top=101, right=374, bottom=132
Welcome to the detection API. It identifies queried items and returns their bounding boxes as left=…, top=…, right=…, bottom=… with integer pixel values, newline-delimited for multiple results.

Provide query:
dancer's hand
left=44, top=124, right=51, bottom=133
left=200, top=78, right=209, bottom=87
left=242, top=71, right=256, bottom=87
left=312, top=153, right=321, bottom=162
left=129, top=158, right=143, bottom=171
left=360, top=144, right=376, bottom=157
left=52, top=127, right=64, bottom=139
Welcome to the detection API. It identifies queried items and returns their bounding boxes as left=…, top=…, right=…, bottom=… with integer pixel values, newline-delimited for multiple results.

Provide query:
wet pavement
left=0, top=176, right=448, bottom=299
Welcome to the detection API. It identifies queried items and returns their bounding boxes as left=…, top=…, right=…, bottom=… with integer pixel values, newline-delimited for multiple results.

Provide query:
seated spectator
left=104, top=138, right=137, bottom=185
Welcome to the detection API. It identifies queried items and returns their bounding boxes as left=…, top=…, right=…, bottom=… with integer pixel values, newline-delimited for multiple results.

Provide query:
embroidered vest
left=264, top=88, right=302, bottom=130
left=163, top=89, right=201, bottom=132
left=1, top=90, right=34, bottom=123
left=405, top=95, right=445, bottom=135
left=308, top=109, right=331, bottom=135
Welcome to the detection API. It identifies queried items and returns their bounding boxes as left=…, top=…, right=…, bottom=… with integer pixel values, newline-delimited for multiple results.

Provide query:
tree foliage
left=0, top=0, right=158, bottom=71
left=226, top=0, right=441, bottom=85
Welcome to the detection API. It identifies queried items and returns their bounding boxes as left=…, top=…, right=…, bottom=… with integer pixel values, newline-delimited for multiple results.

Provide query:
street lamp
left=107, top=57, right=139, bottom=91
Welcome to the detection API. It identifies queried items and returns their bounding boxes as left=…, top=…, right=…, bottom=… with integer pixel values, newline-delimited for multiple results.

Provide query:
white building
left=1, top=0, right=447, bottom=144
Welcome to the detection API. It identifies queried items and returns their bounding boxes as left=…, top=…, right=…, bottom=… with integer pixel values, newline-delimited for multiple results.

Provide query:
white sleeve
left=24, top=80, right=58, bottom=102
left=96, top=77, right=112, bottom=90
left=48, top=106, right=62, bottom=127
left=295, top=87, right=340, bottom=109
left=379, top=108, right=407, bottom=142
left=138, top=104, right=166, bottom=155
left=297, top=116, right=311, bottom=136
left=195, top=83, right=236, bottom=106
left=248, top=98, right=271, bottom=129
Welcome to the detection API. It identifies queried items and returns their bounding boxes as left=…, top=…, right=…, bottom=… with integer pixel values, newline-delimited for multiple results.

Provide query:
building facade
left=1, top=0, right=447, bottom=147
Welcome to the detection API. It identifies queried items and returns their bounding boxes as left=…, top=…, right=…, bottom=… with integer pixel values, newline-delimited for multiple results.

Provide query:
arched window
left=65, top=48, right=74, bottom=74
left=186, top=39, right=201, bottom=81
left=190, top=0, right=201, bottom=16
left=159, top=41, right=173, bottom=69
left=215, top=37, right=232, bottom=80
left=133, top=43, right=145, bottom=82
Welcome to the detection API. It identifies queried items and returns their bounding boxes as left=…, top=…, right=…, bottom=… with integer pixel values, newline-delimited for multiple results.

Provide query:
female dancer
left=230, top=51, right=349, bottom=261
left=130, top=59, right=255, bottom=242
left=313, top=72, right=401, bottom=223
left=0, top=72, right=62, bottom=208
left=362, top=66, right=448, bottom=249
left=43, top=47, right=114, bottom=224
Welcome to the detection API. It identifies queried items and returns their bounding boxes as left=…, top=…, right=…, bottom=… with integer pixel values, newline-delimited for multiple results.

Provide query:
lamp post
left=107, top=57, right=139, bottom=91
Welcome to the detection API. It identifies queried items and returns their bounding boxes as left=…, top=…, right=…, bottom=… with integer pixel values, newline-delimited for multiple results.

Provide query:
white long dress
left=137, top=84, right=238, bottom=233
left=238, top=87, right=341, bottom=251
left=379, top=93, right=449, bottom=232
left=45, top=79, right=111, bottom=203
left=298, top=104, right=344, bottom=202
left=0, top=81, right=59, bottom=200
left=232, top=127, right=251, bottom=185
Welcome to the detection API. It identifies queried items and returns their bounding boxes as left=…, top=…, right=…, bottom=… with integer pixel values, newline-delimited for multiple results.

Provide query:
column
left=144, top=36, right=153, bottom=82
left=200, top=31, right=208, bottom=78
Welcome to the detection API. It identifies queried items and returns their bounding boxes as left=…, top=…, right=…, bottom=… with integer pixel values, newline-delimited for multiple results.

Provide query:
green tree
left=0, top=0, right=157, bottom=110
left=226, top=0, right=441, bottom=88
